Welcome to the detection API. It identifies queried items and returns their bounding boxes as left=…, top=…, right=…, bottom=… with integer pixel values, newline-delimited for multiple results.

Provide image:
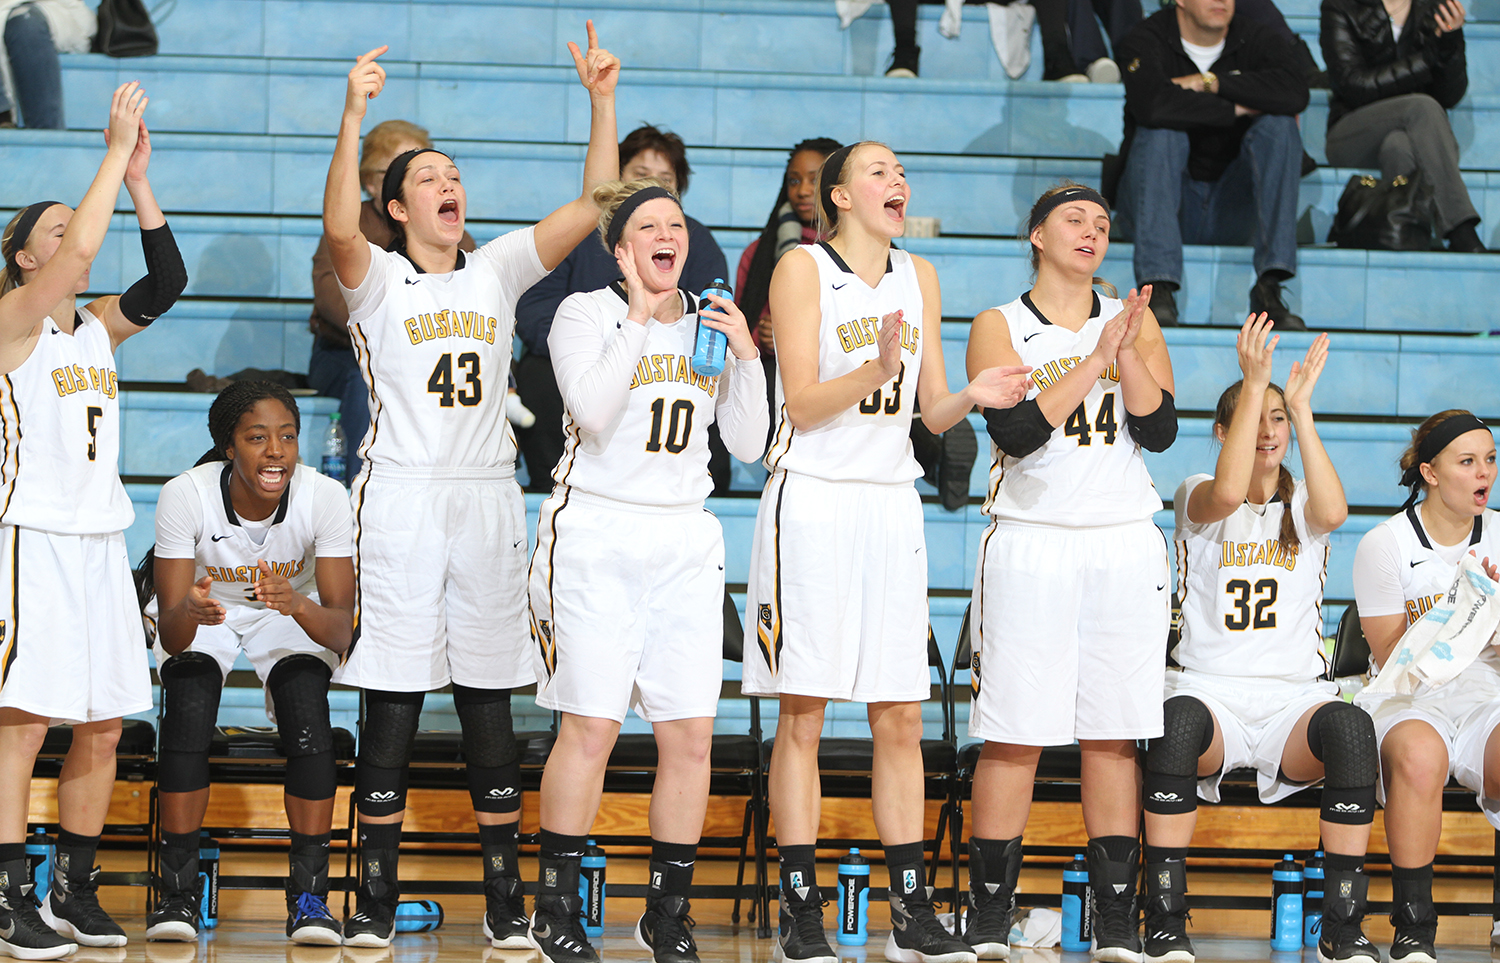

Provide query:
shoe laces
left=901, top=891, right=958, bottom=942
left=294, top=892, right=335, bottom=923
left=485, top=876, right=527, bottom=921
left=2, top=886, right=52, bottom=928
left=966, top=889, right=1015, bottom=934
left=1144, top=897, right=1190, bottom=939
left=58, top=870, right=115, bottom=928
left=653, top=906, right=698, bottom=953
left=154, top=885, right=201, bottom=920
left=1092, top=891, right=1139, bottom=943
left=787, top=896, right=830, bottom=945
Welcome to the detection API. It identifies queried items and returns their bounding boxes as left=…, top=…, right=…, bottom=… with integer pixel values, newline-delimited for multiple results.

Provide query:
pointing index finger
left=357, top=45, right=389, bottom=67
left=586, top=19, right=599, bottom=51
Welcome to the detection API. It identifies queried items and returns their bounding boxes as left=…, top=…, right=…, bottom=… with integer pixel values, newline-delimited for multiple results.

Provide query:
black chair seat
left=407, top=729, right=555, bottom=769
left=607, top=733, right=760, bottom=772
left=765, top=737, right=956, bottom=776
left=40, top=718, right=156, bottom=758
left=210, top=726, right=356, bottom=761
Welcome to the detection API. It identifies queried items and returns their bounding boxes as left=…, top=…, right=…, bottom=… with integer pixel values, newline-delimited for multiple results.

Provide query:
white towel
left=939, top=0, right=966, bottom=38
left=835, top=0, right=874, bottom=29
left=1365, top=554, right=1500, bottom=695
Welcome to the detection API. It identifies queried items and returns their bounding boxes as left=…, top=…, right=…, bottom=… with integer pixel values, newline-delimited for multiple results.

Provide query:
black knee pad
left=356, top=762, right=410, bottom=818
left=356, top=689, right=424, bottom=817
left=157, top=652, right=224, bottom=793
left=268, top=655, right=334, bottom=758
left=286, top=752, right=337, bottom=802
left=1308, top=701, right=1379, bottom=788
left=453, top=685, right=521, bottom=814
left=1144, top=697, right=1214, bottom=816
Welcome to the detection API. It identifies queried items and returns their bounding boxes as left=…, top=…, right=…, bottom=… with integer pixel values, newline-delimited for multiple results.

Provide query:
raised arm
left=533, top=21, right=620, bottom=270
left=1186, top=314, right=1276, bottom=524
left=323, top=46, right=388, bottom=290
left=1284, top=333, right=1348, bottom=536
left=0, top=83, right=144, bottom=348
left=909, top=256, right=1030, bottom=433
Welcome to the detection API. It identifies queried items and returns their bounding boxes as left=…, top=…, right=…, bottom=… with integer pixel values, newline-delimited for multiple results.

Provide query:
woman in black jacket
left=1321, top=0, right=1485, bottom=251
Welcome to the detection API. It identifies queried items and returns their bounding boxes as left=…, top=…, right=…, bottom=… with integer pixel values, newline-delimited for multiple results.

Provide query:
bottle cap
left=850, top=848, right=859, bottom=855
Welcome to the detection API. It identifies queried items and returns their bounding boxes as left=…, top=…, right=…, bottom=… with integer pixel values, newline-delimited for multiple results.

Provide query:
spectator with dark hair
left=0, top=0, right=93, bottom=129
left=1114, top=0, right=1310, bottom=329
left=307, top=120, right=477, bottom=478
left=515, top=124, right=729, bottom=491
left=1321, top=0, right=1484, bottom=252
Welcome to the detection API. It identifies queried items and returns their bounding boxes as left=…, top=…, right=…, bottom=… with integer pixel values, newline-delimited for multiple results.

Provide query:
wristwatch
left=1201, top=70, right=1218, bottom=92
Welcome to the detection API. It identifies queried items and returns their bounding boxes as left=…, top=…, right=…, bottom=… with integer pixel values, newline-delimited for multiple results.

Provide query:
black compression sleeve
left=984, top=398, right=1053, bottom=459
left=1127, top=389, right=1177, bottom=452
left=117, top=223, right=187, bottom=326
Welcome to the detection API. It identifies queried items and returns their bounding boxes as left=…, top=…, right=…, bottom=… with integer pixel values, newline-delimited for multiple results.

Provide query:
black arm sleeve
left=117, top=223, right=187, bottom=326
left=984, top=399, right=1054, bottom=459
left=1127, top=389, right=1177, bottom=452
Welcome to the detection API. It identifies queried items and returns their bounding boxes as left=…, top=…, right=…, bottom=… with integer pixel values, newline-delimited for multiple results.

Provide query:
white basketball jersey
left=1173, top=474, right=1331, bottom=683
left=982, top=293, right=1162, bottom=526
left=341, top=230, right=546, bottom=474
left=153, top=461, right=352, bottom=610
left=0, top=307, right=131, bottom=534
left=550, top=285, right=733, bottom=506
left=763, top=243, right=923, bottom=485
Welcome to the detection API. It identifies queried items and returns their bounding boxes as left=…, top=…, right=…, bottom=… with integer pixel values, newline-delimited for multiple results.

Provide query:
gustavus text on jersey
left=1030, top=356, right=1119, bottom=391
left=403, top=309, right=499, bottom=346
left=628, top=353, right=719, bottom=396
left=51, top=364, right=117, bottom=400
left=1221, top=538, right=1299, bottom=571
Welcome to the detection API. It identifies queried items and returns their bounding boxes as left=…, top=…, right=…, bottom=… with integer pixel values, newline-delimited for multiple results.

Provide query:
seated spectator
left=306, top=120, right=476, bottom=478
left=1321, top=0, right=1484, bottom=252
left=1031, top=0, right=1140, bottom=82
left=0, top=0, right=93, bottom=128
left=1114, top=0, right=1310, bottom=328
left=515, top=124, right=729, bottom=491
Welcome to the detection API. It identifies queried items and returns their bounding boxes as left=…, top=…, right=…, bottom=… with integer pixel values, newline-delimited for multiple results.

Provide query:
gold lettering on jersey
left=625, top=354, right=720, bottom=397
left=51, top=365, right=117, bottom=399
left=403, top=310, right=498, bottom=346
left=836, top=317, right=920, bottom=355
left=205, top=560, right=306, bottom=584
left=1406, top=591, right=1445, bottom=625
left=1219, top=538, right=1299, bottom=572
left=1028, top=357, right=1120, bottom=391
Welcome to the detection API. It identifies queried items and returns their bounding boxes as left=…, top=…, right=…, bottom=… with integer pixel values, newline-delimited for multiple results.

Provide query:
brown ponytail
left=1213, top=379, right=1301, bottom=557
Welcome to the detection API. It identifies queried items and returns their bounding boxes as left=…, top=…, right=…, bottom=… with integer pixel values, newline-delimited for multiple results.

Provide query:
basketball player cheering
left=0, top=83, right=186, bottom=960
left=526, top=178, right=768, bottom=963
left=138, top=382, right=354, bottom=946
left=321, top=28, right=619, bottom=948
left=745, top=141, right=1031, bottom=963
left=1144, top=318, right=1377, bottom=963
left=963, top=185, right=1175, bottom=963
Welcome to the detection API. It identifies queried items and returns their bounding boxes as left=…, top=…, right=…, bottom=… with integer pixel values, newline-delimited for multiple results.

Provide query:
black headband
left=5, top=200, right=64, bottom=268
left=604, top=186, right=679, bottom=252
left=818, top=144, right=858, bottom=226
left=380, top=148, right=453, bottom=217
left=1028, top=186, right=1110, bottom=234
left=1400, top=412, right=1491, bottom=508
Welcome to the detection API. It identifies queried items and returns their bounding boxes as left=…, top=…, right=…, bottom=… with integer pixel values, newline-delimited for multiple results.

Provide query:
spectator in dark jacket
left=1115, top=0, right=1310, bottom=328
left=514, top=124, right=728, bottom=490
left=1322, top=0, right=1483, bottom=251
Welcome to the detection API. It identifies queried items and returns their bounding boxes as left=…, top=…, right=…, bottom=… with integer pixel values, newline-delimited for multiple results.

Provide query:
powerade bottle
left=198, top=833, right=220, bottom=929
left=1303, top=851, right=1325, bottom=948
left=1061, top=853, right=1091, bottom=952
left=24, top=828, right=52, bottom=897
left=394, top=899, right=445, bottom=932
left=691, top=279, right=734, bottom=377
left=321, top=412, right=347, bottom=486
left=579, top=841, right=606, bottom=939
left=836, top=848, right=870, bottom=945
left=1271, top=855, right=1302, bottom=952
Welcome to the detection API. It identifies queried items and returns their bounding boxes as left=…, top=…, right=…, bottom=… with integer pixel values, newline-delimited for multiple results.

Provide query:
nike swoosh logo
left=892, top=916, right=908, bottom=931
left=513, top=539, right=524, bottom=549
left=535, top=924, right=551, bottom=940
left=211, top=534, right=230, bottom=542
left=405, top=278, right=420, bottom=285
left=0, top=921, right=13, bottom=939
left=1157, top=583, right=1166, bottom=591
left=832, top=282, right=848, bottom=290
left=1023, top=332, right=1042, bottom=342
left=50, top=328, right=61, bottom=335
left=1410, top=560, right=1425, bottom=568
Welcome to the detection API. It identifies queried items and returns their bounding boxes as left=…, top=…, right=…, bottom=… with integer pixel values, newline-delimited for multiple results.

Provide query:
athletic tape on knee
left=356, top=762, right=409, bottom=817
left=158, top=652, right=224, bottom=775
left=268, top=655, right=334, bottom=758
left=358, top=689, right=424, bottom=770
left=286, top=751, right=337, bottom=802
left=467, top=761, right=523, bottom=813
left=453, top=684, right=518, bottom=769
left=1308, top=701, right=1379, bottom=788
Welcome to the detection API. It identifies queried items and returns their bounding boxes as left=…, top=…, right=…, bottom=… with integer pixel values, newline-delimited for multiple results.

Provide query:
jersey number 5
left=86, top=405, right=103, bottom=461
left=859, top=362, right=905, bottom=416
left=1224, top=577, right=1278, bottom=631
left=428, top=352, right=482, bottom=408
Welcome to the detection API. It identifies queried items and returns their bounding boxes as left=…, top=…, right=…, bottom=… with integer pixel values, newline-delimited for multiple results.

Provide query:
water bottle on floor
left=395, top=899, right=444, bottom=932
left=198, top=833, right=220, bottom=929
left=1061, top=853, right=1090, bottom=952
left=1303, top=851, right=1324, bottom=947
left=24, top=828, right=52, bottom=897
left=1271, top=854, right=1302, bottom=952
left=580, top=841, right=606, bottom=938
left=836, top=848, right=869, bottom=945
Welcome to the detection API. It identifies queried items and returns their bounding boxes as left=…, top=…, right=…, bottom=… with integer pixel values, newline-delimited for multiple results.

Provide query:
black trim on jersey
left=1405, top=503, right=1482, bottom=551
left=607, top=282, right=697, bottom=316
left=400, top=249, right=465, bottom=275
left=218, top=463, right=290, bottom=529
left=538, top=486, right=572, bottom=679
left=0, top=374, right=18, bottom=524
left=1020, top=291, right=1101, bottom=327
left=2, top=528, right=18, bottom=685
left=755, top=473, right=788, bottom=677
left=818, top=241, right=892, bottom=276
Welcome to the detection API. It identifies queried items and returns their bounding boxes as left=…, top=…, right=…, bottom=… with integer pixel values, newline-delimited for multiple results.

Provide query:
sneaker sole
left=483, top=915, right=532, bottom=950
left=0, top=937, right=79, bottom=962
left=1318, top=948, right=1380, bottom=963
left=36, top=901, right=127, bottom=948
left=145, top=921, right=199, bottom=942
left=965, top=941, right=1009, bottom=960
left=1092, top=949, right=1145, bottom=963
left=772, top=934, right=837, bottom=963
left=289, top=925, right=344, bottom=946
left=343, top=931, right=394, bottom=949
left=884, top=932, right=978, bottom=963
left=1145, top=950, right=1195, bottom=963
left=1389, top=952, right=1437, bottom=963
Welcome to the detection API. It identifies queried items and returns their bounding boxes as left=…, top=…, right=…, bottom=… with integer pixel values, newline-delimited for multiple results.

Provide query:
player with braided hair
left=136, top=382, right=354, bottom=945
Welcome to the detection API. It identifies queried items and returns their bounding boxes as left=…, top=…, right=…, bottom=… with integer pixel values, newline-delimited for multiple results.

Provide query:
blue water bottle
left=1061, top=854, right=1091, bottom=952
left=394, top=899, right=445, bottom=932
left=1271, top=855, right=1302, bottom=952
left=579, top=841, right=606, bottom=939
left=1303, top=851, right=1324, bottom=947
left=198, top=833, right=220, bottom=929
left=836, top=848, right=870, bottom=945
left=24, top=828, right=53, bottom=897
left=691, top=279, right=734, bottom=377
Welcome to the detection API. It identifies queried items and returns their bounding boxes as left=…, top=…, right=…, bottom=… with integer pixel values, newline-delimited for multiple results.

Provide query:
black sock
left=1324, top=852, right=1364, bottom=874
left=1144, top=845, right=1188, bottom=864
left=479, top=822, right=519, bottom=879
left=162, top=830, right=198, bottom=854
left=0, top=842, right=23, bottom=864
left=1391, top=862, right=1433, bottom=905
left=779, top=844, right=818, bottom=899
left=885, top=840, right=927, bottom=899
left=55, top=829, right=100, bottom=883
left=358, top=821, right=402, bottom=851
left=538, top=830, right=588, bottom=896
left=649, top=840, right=697, bottom=900
left=539, top=829, right=588, bottom=862
left=291, top=831, right=332, bottom=857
